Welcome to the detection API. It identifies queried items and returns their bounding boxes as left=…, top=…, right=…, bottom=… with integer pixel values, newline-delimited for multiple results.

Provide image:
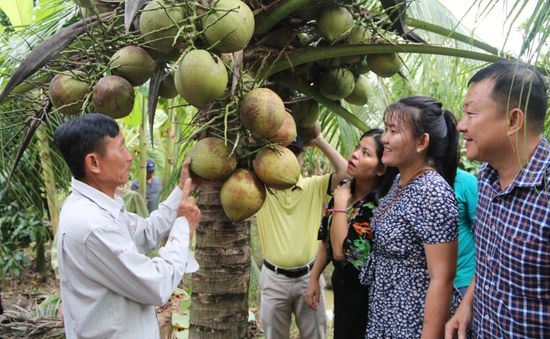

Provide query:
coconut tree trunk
left=190, top=181, right=250, bottom=339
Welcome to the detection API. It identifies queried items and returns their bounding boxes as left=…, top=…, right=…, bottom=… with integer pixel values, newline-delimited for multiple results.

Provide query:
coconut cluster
left=49, top=0, right=407, bottom=222
left=49, top=0, right=255, bottom=118
left=314, top=5, right=403, bottom=107
left=187, top=87, right=305, bottom=222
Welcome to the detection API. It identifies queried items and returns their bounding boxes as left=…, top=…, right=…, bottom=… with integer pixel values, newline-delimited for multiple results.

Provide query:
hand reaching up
left=177, top=178, right=201, bottom=237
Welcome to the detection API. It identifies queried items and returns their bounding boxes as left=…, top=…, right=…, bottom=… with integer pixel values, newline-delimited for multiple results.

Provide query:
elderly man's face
left=96, top=132, right=133, bottom=188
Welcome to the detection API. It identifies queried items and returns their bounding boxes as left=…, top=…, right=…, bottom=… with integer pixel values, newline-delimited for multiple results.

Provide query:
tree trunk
left=190, top=181, right=251, bottom=339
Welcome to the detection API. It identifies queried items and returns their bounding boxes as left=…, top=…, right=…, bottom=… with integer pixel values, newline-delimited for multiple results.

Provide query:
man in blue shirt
left=132, top=159, right=162, bottom=212
left=445, top=61, right=549, bottom=338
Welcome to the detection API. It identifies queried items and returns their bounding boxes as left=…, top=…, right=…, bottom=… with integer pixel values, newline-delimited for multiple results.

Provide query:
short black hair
left=468, top=61, right=548, bottom=133
left=54, top=113, right=119, bottom=180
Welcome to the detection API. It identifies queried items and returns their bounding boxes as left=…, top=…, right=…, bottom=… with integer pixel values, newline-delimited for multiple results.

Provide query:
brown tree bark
left=189, top=181, right=251, bottom=339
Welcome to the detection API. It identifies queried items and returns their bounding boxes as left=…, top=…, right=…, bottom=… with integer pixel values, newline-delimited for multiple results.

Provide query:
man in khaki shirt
left=256, top=134, right=347, bottom=339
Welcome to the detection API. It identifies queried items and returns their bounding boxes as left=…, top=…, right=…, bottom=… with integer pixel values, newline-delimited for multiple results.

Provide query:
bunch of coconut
left=239, top=88, right=300, bottom=188
left=186, top=136, right=267, bottom=223
left=172, top=0, right=254, bottom=108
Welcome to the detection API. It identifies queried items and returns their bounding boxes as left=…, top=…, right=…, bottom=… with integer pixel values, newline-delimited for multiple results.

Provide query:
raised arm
left=308, top=134, right=348, bottom=192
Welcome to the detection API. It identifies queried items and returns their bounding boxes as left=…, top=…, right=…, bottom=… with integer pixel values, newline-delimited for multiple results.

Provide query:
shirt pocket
left=500, top=227, right=550, bottom=298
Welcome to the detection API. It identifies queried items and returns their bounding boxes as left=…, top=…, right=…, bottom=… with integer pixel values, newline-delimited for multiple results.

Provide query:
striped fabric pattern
left=472, top=137, right=549, bottom=338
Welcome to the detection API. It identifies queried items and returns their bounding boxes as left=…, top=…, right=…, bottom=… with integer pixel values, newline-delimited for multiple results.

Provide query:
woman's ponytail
left=440, top=109, right=458, bottom=186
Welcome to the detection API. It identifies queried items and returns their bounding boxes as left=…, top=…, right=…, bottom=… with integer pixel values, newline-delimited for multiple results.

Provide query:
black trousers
left=331, top=263, right=368, bottom=339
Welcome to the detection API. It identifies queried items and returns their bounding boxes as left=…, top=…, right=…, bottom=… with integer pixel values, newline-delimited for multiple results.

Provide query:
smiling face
left=458, top=79, right=510, bottom=163
left=347, top=135, right=383, bottom=181
left=94, top=132, right=133, bottom=189
left=381, top=111, right=421, bottom=170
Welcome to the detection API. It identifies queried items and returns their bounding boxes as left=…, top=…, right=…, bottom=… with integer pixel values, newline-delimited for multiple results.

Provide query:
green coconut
left=109, top=46, right=156, bottom=86
left=291, top=99, right=319, bottom=127
left=92, top=75, right=135, bottom=119
left=139, top=0, right=186, bottom=53
left=221, top=168, right=266, bottom=221
left=268, top=112, right=297, bottom=146
left=345, top=75, right=369, bottom=106
left=158, top=71, right=178, bottom=98
left=367, top=53, right=402, bottom=78
left=49, top=71, right=89, bottom=115
left=318, top=67, right=355, bottom=100
left=297, top=121, right=321, bottom=144
left=189, top=137, right=237, bottom=180
left=253, top=145, right=300, bottom=189
left=202, top=0, right=255, bottom=53
left=342, top=26, right=371, bottom=64
left=239, top=88, right=286, bottom=139
left=317, top=6, right=354, bottom=42
left=174, top=49, right=228, bottom=108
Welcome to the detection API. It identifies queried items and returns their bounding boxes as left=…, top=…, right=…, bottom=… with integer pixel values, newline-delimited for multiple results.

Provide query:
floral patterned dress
left=359, top=171, right=459, bottom=338
left=318, top=188, right=378, bottom=338
left=318, top=190, right=377, bottom=269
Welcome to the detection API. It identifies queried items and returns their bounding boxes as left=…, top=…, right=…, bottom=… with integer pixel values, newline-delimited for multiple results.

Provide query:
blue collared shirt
left=472, top=137, right=549, bottom=338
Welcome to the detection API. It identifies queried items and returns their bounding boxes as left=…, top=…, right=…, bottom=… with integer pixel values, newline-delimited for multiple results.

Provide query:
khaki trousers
left=260, top=265, right=326, bottom=339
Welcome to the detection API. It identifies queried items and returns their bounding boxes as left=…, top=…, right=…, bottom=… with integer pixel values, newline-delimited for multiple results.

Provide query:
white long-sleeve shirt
left=57, top=178, right=198, bottom=339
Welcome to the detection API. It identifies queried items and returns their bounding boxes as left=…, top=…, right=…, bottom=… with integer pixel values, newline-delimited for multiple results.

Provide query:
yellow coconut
left=92, top=75, right=135, bottom=119
left=189, top=137, right=237, bottom=180
left=174, top=49, right=228, bottom=108
left=268, top=112, right=297, bottom=146
left=239, top=88, right=286, bottom=139
left=49, top=71, right=89, bottom=115
left=253, top=145, right=300, bottom=189
left=220, top=168, right=266, bottom=221
left=109, top=46, right=157, bottom=86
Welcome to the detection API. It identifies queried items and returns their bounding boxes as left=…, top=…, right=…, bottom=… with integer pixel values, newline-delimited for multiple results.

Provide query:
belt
left=263, top=259, right=315, bottom=278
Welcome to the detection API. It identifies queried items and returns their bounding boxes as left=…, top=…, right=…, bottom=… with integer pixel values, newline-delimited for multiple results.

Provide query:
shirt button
left=484, top=284, right=490, bottom=291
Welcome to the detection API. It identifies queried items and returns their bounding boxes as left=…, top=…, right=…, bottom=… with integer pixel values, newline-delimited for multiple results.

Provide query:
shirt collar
left=515, top=137, right=549, bottom=187
left=71, top=178, right=125, bottom=219
left=481, top=137, right=549, bottom=191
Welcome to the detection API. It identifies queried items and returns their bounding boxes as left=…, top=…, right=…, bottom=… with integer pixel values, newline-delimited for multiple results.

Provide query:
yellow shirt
left=256, top=174, right=331, bottom=268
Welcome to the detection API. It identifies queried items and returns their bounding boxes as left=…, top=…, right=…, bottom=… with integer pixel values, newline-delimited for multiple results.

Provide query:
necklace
left=375, top=167, right=433, bottom=219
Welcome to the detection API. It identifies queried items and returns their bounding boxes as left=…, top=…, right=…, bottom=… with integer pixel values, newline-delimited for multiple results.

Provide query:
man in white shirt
left=54, top=113, right=201, bottom=339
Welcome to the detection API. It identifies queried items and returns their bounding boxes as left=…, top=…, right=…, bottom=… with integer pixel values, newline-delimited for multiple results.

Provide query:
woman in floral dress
left=306, top=129, right=397, bottom=338
left=360, top=96, right=460, bottom=338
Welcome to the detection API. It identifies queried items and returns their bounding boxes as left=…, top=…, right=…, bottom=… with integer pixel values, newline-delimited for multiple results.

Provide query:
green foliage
left=0, top=202, right=50, bottom=279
